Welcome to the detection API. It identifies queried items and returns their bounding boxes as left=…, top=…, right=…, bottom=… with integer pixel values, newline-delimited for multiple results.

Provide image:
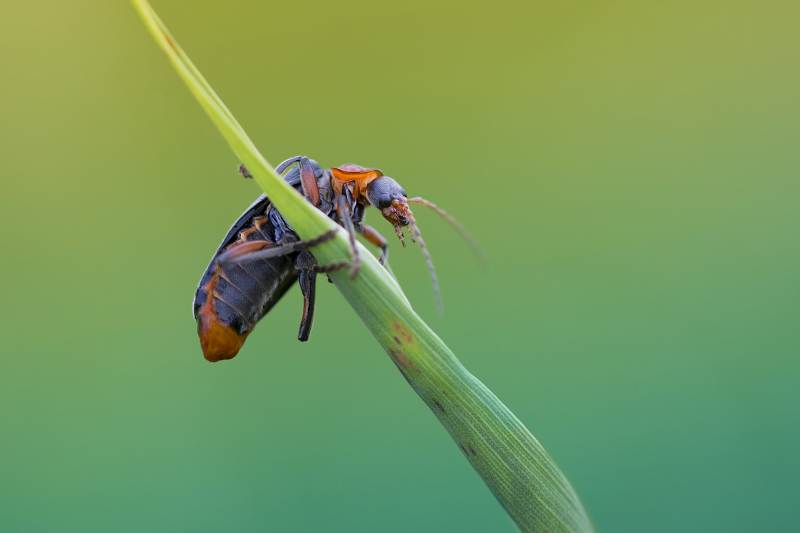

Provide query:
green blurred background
left=1, top=0, right=798, bottom=531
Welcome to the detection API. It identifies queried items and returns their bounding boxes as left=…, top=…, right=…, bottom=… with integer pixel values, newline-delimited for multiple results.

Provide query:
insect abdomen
left=194, top=213, right=298, bottom=362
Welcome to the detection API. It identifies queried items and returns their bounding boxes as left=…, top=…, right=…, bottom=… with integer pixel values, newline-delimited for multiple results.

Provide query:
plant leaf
left=131, top=1, right=594, bottom=531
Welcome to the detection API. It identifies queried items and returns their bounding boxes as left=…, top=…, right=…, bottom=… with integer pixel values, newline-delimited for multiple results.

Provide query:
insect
left=193, top=155, right=480, bottom=362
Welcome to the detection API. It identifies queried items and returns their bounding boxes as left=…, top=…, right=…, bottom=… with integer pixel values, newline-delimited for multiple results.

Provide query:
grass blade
left=131, top=1, right=594, bottom=530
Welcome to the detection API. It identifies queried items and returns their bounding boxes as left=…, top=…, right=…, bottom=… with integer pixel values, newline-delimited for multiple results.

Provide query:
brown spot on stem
left=460, top=445, right=469, bottom=456
left=392, top=321, right=415, bottom=344
left=393, top=336, right=401, bottom=344
left=388, top=347, right=420, bottom=374
left=434, top=400, right=445, bottom=413
left=468, top=445, right=477, bottom=456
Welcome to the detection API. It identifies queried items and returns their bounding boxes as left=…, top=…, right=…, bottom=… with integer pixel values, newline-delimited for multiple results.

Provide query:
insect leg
left=297, top=156, right=320, bottom=207
left=275, top=156, right=303, bottom=174
left=307, top=262, right=350, bottom=273
left=241, top=156, right=321, bottom=207
left=217, top=240, right=305, bottom=267
left=294, top=261, right=348, bottom=289
left=356, top=223, right=389, bottom=265
left=295, top=251, right=317, bottom=341
left=293, top=249, right=354, bottom=341
left=335, top=193, right=361, bottom=279
left=240, top=157, right=296, bottom=178
left=217, top=229, right=338, bottom=267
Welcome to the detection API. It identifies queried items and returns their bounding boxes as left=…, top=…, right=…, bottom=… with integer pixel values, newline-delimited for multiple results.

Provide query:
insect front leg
left=335, top=189, right=361, bottom=279
left=356, top=223, right=389, bottom=265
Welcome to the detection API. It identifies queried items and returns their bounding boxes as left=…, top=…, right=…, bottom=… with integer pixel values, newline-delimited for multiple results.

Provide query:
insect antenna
left=404, top=205, right=442, bottom=314
left=407, top=197, right=488, bottom=269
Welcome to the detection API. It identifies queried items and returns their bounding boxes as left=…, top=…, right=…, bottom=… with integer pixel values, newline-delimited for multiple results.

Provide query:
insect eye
left=376, top=194, right=393, bottom=209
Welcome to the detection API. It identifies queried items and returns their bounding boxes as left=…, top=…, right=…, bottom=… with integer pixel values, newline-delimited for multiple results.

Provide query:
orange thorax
left=330, top=165, right=383, bottom=204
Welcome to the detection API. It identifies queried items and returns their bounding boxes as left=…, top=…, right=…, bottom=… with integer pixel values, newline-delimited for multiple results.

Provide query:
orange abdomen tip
left=196, top=272, right=250, bottom=362
left=197, top=307, right=250, bottom=362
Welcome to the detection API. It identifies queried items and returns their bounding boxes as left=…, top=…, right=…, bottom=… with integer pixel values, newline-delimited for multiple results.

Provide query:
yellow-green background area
left=1, top=1, right=797, bottom=531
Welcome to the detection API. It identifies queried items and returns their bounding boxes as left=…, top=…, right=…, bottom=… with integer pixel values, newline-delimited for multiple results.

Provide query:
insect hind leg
left=296, top=251, right=317, bottom=341
left=294, top=250, right=350, bottom=341
left=217, top=229, right=338, bottom=267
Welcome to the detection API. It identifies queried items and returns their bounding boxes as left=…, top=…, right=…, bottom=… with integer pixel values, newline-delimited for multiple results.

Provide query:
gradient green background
left=1, top=1, right=798, bottom=531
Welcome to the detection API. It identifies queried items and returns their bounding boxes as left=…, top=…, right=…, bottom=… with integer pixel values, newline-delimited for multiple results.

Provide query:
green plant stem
left=131, top=1, right=593, bottom=530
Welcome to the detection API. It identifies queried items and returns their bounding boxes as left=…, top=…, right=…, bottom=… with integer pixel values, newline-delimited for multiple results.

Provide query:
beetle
left=193, top=155, right=479, bottom=362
